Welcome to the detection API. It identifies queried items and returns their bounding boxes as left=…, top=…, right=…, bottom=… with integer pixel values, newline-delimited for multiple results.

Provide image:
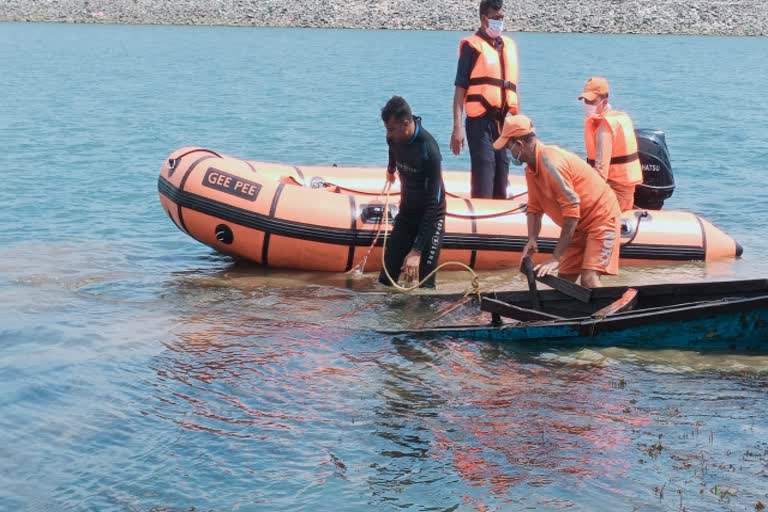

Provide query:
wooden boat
left=379, top=279, right=768, bottom=352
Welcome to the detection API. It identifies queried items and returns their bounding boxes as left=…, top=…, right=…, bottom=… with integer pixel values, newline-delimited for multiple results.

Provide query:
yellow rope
left=345, top=183, right=389, bottom=275
left=379, top=181, right=481, bottom=300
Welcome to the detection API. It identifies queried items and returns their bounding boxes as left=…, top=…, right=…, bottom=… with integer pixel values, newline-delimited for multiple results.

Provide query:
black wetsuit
left=379, top=117, right=446, bottom=289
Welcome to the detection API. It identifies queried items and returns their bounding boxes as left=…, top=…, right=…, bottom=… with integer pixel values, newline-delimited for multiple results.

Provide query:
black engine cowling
left=634, top=128, right=675, bottom=210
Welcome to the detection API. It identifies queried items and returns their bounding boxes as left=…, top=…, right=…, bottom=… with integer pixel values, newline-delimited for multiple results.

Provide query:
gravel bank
left=1, top=0, right=766, bottom=36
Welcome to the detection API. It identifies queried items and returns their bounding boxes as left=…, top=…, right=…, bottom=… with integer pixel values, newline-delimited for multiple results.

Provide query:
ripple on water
left=3, top=25, right=768, bottom=512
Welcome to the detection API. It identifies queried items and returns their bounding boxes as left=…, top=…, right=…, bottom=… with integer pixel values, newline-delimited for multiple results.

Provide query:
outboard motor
left=634, top=128, right=675, bottom=210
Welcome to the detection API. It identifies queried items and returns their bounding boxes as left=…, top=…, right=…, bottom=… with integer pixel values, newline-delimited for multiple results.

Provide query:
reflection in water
left=162, top=274, right=767, bottom=509
left=411, top=341, right=643, bottom=508
left=3, top=242, right=768, bottom=511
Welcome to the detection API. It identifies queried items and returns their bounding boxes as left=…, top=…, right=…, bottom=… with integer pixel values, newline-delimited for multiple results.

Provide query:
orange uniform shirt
left=526, top=143, right=620, bottom=232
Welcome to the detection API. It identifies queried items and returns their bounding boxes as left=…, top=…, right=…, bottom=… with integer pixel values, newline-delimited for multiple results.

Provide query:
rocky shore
left=1, top=0, right=766, bottom=36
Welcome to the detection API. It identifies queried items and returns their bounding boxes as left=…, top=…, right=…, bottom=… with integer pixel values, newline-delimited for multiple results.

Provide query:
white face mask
left=582, top=102, right=598, bottom=118
left=509, top=141, right=524, bottom=166
left=486, top=19, right=504, bottom=39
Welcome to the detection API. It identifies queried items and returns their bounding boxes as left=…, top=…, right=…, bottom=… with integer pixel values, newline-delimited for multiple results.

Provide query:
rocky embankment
left=1, top=0, right=766, bottom=35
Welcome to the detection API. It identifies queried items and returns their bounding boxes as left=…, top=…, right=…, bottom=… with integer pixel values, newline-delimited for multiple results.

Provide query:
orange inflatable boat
left=157, top=147, right=742, bottom=272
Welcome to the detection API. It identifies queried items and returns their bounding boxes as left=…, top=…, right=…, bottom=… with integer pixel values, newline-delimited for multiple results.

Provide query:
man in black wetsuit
left=379, top=96, right=446, bottom=289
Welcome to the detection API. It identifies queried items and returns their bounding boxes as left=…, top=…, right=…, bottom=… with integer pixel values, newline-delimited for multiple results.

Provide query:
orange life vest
left=584, top=111, right=643, bottom=186
left=460, top=34, right=519, bottom=119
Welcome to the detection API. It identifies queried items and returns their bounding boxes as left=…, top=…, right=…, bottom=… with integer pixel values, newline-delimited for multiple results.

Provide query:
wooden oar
left=535, top=274, right=592, bottom=304
left=520, top=255, right=542, bottom=310
left=482, top=297, right=564, bottom=322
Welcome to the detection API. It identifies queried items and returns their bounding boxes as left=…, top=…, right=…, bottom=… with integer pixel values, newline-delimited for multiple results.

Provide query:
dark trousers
left=378, top=214, right=445, bottom=289
left=466, top=115, right=510, bottom=199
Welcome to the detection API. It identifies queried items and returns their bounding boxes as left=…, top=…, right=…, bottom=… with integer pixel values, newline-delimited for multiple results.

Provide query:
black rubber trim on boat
left=165, top=209, right=184, bottom=233
left=695, top=216, right=708, bottom=259
left=346, top=196, right=357, bottom=272
left=462, top=198, right=478, bottom=269
left=735, top=242, right=744, bottom=258
left=157, top=177, right=706, bottom=262
left=617, top=244, right=704, bottom=261
left=262, top=183, right=286, bottom=266
left=176, top=156, right=217, bottom=234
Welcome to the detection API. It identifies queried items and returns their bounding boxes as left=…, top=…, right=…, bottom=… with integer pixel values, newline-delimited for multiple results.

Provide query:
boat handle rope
left=167, top=148, right=224, bottom=174
left=320, top=180, right=465, bottom=199
left=620, top=210, right=649, bottom=247
left=328, top=180, right=528, bottom=220
left=446, top=205, right=527, bottom=220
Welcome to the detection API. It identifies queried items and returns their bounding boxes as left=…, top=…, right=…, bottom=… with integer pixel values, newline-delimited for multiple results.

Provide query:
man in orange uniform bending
left=492, top=114, right=621, bottom=287
left=579, top=76, right=643, bottom=211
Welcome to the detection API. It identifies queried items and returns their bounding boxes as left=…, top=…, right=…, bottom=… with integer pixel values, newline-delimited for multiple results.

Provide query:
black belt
left=467, top=77, right=517, bottom=92
left=466, top=95, right=513, bottom=123
left=587, top=152, right=640, bottom=166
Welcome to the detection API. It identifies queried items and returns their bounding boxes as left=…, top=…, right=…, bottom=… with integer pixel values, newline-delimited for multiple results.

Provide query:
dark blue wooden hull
left=382, top=293, right=768, bottom=352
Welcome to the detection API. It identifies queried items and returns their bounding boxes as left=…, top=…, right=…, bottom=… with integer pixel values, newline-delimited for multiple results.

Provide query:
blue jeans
left=466, top=115, right=510, bottom=199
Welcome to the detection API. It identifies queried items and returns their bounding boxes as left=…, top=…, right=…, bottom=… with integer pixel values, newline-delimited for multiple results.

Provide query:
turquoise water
left=2, top=22, right=768, bottom=511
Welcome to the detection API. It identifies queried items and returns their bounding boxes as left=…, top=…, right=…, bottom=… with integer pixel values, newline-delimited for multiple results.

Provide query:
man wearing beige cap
left=578, top=77, right=643, bottom=211
left=493, top=114, right=621, bottom=287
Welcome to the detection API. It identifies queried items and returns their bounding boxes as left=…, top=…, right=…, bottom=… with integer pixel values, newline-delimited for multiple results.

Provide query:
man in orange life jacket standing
left=450, top=0, right=519, bottom=199
left=579, top=77, right=643, bottom=211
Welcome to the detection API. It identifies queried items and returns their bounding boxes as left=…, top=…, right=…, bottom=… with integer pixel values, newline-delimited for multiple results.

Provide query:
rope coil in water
left=378, top=181, right=481, bottom=300
left=347, top=180, right=529, bottom=302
